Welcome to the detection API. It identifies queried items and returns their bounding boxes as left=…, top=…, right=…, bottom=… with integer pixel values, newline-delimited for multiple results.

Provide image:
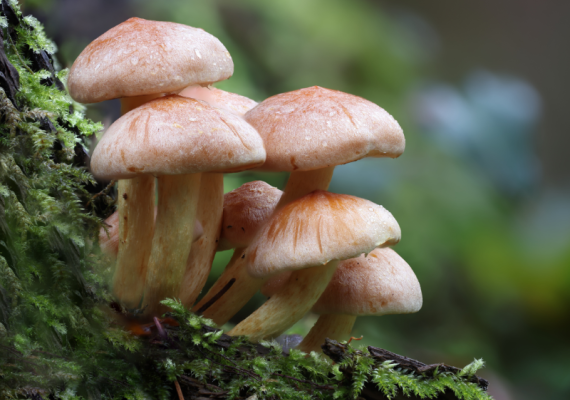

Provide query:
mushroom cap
left=179, top=86, right=258, bottom=116
left=90, top=95, right=266, bottom=180
left=218, top=181, right=282, bottom=251
left=244, top=86, right=405, bottom=172
left=68, top=18, right=234, bottom=104
left=246, top=190, right=401, bottom=278
left=312, top=248, right=422, bottom=316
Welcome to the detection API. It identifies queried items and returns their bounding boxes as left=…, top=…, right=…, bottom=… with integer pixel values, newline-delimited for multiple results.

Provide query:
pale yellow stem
left=275, top=166, right=335, bottom=210
left=120, top=93, right=163, bottom=115
left=179, top=173, right=224, bottom=308
left=112, top=94, right=163, bottom=308
left=192, top=248, right=265, bottom=326
left=142, top=173, right=201, bottom=315
left=296, top=314, right=356, bottom=353
left=191, top=167, right=335, bottom=325
left=228, top=260, right=339, bottom=342
left=112, top=176, right=155, bottom=308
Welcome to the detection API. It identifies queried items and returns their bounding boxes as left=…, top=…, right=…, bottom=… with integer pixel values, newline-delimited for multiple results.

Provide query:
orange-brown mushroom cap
left=219, top=181, right=283, bottom=251
left=244, top=86, right=405, bottom=172
left=90, top=95, right=266, bottom=180
left=246, top=190, right=401, bottom=278
left=68, top=18, right=234, bottom=104
left=312, top=248, right=422, bottom=316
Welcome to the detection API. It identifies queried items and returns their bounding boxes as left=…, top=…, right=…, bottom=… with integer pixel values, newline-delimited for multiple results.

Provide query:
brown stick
left=174, top=380, right=185, bottom=400
left=86, top=179, right=116, bottom=208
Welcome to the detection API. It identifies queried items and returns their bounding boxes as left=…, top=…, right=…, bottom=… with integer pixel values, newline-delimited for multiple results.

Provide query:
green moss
left=157, top=299, right=492, bottom=400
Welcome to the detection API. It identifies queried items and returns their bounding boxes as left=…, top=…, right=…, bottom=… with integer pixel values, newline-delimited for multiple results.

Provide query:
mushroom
left=179, top=86, right=258, bottom=117
left=177, top=89, right=259, bottom=308
left=191, top=181, right=282, bottom=322
left=217, top=180, right=283, bottom=251
left=98, top=208, right=204, bottom=258
left=178, top=173, right=224, bottom=308
left=196, top=86, right=405, bottom=324
left=227, top=190, right=401, bottom=342
left=244, top=86, right=405, bottom=207
left=262, top=248, right=422, bottom=353
left=68, top=18, right=234, bottom=114
left=69, top=17, right=235, bottom=309
left=91, top=95, right=265, bottom=315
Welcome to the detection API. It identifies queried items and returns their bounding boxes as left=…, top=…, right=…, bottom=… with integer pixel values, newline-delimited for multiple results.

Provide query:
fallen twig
left=174, top=380, right=185, bottom=400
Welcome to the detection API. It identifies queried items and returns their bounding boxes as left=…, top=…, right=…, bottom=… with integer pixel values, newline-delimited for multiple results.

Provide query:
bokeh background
left=22, top=0, right=570, bottom=399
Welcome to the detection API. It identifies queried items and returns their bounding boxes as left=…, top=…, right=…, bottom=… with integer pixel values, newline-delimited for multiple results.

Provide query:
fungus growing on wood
left=197, top=86, right=405, bottom=324
left=69, top=17, right=235, bottom=309
left=227, top=190, right=401, bottom=342
left=91, top=95, right=266, bottom=314
left=262, top=248, right=422, bottom=353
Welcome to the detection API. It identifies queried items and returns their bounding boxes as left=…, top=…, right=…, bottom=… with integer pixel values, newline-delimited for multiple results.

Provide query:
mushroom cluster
left=73, top=17, right=422, bottom=349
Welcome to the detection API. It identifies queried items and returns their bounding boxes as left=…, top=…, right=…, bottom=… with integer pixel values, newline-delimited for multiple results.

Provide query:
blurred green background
left=22, top=0, right=570, bottom=399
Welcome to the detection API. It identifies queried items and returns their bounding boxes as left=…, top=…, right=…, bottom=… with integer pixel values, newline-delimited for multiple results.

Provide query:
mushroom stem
left=120, top=94, right=164, bottom=115
left=179, top=173, right=224, bottom=308
left=192, top=248, right=265, bottom=325
left=227, top=260, right=339, bottom=342
left=296, top=314, right=356, bottom=353
left=275, top=166, right=335, bottom=210
left=112, top=176, right=155, bottom=308
left=142, top=173, right=202, bottom=315
left=190, top=166, right=335, bottom=325
left=111, top=94, right=163, bottom=308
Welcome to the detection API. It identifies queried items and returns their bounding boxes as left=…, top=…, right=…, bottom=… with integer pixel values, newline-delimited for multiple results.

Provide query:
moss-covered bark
left=0, top=2, right=493, bottom=399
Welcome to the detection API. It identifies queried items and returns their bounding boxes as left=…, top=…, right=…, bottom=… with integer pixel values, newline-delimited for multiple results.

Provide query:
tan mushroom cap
left=219, top=181, right=282, bottom=251
left=68, top=18, right=234, bottom=104
left=244, top=86, right=405, bottom=172
left=90, top=95, right=266, bottom=180
left=247, top=190, right=401, bottom=278
left=312, top=248, right=422, bottom=316
left=179, top=86, right=258, bottom=116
